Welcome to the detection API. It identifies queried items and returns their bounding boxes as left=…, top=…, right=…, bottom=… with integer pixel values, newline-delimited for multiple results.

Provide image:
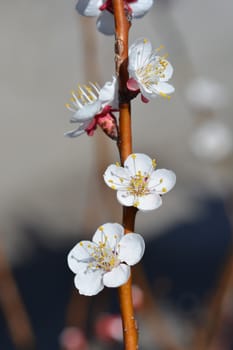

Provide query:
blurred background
left=1, top=0, right=233, bottom=349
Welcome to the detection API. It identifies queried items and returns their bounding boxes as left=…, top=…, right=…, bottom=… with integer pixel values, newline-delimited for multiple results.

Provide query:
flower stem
left=112, top=1, right=138, bottom=349
left=119, top=207, right=138, bottom=350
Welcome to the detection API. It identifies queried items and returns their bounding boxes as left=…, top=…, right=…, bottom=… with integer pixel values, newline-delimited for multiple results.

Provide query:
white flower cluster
left=65, top=40, right=174, bottom=138
left=66, top=1, right=176, bottom=296
left=68, top=153, right=176, bottom=295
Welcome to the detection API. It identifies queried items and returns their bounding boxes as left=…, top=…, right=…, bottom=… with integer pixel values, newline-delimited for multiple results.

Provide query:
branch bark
left=112, top=1, right=138, bottom=349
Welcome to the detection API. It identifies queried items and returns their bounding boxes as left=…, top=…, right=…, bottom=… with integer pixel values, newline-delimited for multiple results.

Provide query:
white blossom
left=104, top=153, right=176, bottom=211
left=65, top=77, right=117, bottom=138
left=127, top=38, right=174, bottom=102
left=67, top=223, right=145, bottom=296
left=76, top=0, right=154, bottom=36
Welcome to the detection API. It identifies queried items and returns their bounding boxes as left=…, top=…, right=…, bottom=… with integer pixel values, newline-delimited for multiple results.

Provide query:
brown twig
left=112, top=1, right=139, bottom=349
left=118, top=207, right=139, bottom=350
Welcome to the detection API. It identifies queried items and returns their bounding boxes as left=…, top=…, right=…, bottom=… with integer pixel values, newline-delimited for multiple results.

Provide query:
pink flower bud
left=97, top=112, right=118, bottom=140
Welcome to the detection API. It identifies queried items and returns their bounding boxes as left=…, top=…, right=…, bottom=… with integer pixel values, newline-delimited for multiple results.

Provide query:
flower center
left=128, top=171, right=150, bottom=197
left=136, top=55, right=169, bottom=88
left=87, top=237, right=120, bottom=272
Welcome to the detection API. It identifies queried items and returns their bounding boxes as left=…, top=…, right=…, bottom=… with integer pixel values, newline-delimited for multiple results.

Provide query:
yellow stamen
left=159, top=92, right=171, bottom=100
left=156, top=45, right=165, bottom=52
left=152, top=159, right=157, bottom=169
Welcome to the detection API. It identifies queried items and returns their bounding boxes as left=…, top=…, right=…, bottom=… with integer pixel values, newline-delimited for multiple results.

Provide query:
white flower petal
left=103, top=264, right=130, bottom=287
left=139, top=83, right=155, bottom=100
left=76, top=0, right=102, bottom=16
left=149, top=169, right=176, bottom=194
left=74, top=100, right=101, bottom=121
left=128, top=68, right=138, bottom=82
left=67, top=240, right=98, bottom=274
left=131, top=0, right=154, bottom=18
left=136, top=193, right=162, bottom=211
left=69, top=261, right=89, bottom=277
left=124, top=153, right=153, bottom=176
left=67, top=251, right=88, bottom=274
left=118, top=233, right=145, bottom=265
left=64, top=119, right=91, bottom=138
left=64, top=126, right=86, bottom=138
left=74, top=269, right=104, bottom=296
left=92, top=223, right=124, bottom=250
left=96, top=11, right=115, bottom=36
left=117, top=191, right=135, bottom=207
left=128, top=38, right=152, bottom=71
left=104, top=164, right=130, bottom=190
left=99, top=76, right=116, bottom=104
left=155, top=82, right=175, bottom=95
left=141, top=81, right=174, bottom=98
